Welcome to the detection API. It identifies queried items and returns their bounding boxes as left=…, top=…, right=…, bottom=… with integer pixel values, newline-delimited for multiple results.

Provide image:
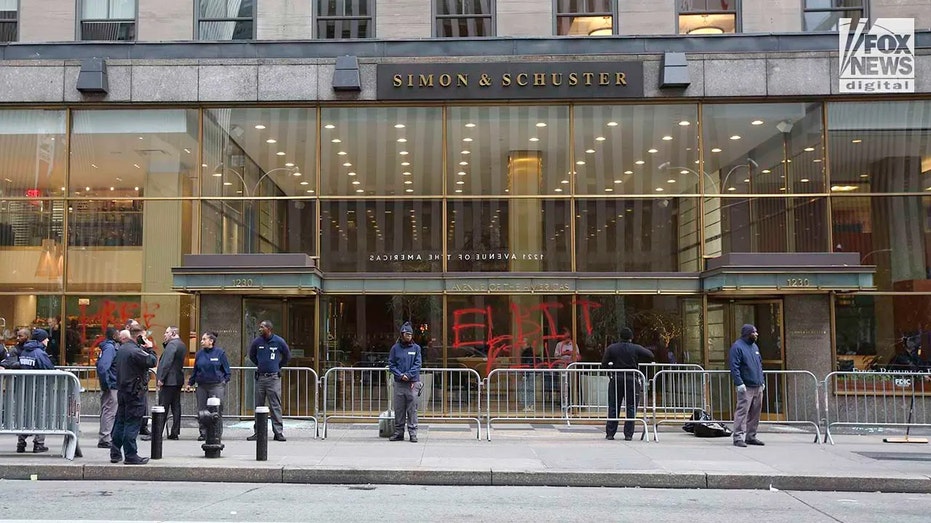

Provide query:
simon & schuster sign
left=376, top=62, right=644, bottom=100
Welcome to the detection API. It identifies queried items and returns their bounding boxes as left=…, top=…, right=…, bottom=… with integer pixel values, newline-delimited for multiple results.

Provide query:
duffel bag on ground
left=378, top=410, right=395, bottom=438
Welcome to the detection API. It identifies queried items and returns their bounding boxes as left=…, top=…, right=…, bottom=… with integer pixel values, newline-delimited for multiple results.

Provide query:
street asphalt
left=1, top=419, right=930, bottom=493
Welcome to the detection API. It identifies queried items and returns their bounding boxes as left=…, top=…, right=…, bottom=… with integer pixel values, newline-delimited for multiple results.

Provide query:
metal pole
left=150, top=405, right=166, bottom=460
left=255, top=406, right=269, bottom=461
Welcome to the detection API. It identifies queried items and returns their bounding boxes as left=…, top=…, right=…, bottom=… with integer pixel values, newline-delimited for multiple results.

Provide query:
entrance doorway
left=243, top=297, right=316, bottom=368
left=706, top=299, right=784, bottom=371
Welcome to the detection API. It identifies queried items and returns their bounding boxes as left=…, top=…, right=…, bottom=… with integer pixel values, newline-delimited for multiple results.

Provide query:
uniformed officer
left=388, top=322, right=423, bottom=443
left=111, top=326, right=157, bottom=465
left=601, top=327, right=654, bottom=441
left=247, top=320, right=291, bottom=442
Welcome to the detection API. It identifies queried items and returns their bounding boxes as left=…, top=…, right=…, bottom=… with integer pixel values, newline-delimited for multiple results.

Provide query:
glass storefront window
left=320, top=199, right=442, bottom=272
left=201, top=198, right=316, bottom=256
left=575, top=198, right=700, bottom=272
left=0, top=294, right=61, bottom=362
left=704, top=196, right=828, bottom=257
left=0, top=110, right=66, bottom=197
left=832, top=196, right=931, bottom=292
left=447, top=106, right=569, bottom=196
left=321, top=107, right=442, bottom=196
left=834, top=294, right=931, bottom=372
left=203, top=108, right=316, bottom=198
left=0, top=200, right=63, bottom=292
left=575, top=104, right=699, bottom=195
left=703, top=103, right=825, bottom=194
left=828, top=101, right=931, bottom=194
left=321, top=294, right=442, bottom=367
left=71, top=110, right=198, bottom=198
left=447, top=199, right=571, bottom=272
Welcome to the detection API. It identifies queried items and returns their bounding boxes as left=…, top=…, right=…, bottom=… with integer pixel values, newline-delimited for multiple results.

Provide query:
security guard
left=247, top=320, right=291, bottom=442
left=601, top=327, right=654, bottom=441
left=112, top=326, right=157, bottom=465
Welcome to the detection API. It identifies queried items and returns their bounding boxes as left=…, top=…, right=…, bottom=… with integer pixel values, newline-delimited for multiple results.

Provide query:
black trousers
left=606, top=376, right=639, bottom=439
left=159, top=385, right=182, bottom=437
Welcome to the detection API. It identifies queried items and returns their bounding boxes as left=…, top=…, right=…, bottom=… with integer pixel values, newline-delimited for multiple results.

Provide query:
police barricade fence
left=650, top=369, right=822, bottom=443
left=0, top=369, right=82, bottom=459
left=321, top=366, right=483, bottom=439
left=61, top=365, right=320, bottom=438
left=823, top=370, right=931, bottom=444
left=563, top=362, right=704, bottom=418
left=485, top=367, right=649, bottom=441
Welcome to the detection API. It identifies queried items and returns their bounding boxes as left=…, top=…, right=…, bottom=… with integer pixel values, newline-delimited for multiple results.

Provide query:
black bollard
left=255, top=406, right=269, bottom=461
left=198, top=397, right=225, bottom=458
left=150, top=405, right=166, bottom=460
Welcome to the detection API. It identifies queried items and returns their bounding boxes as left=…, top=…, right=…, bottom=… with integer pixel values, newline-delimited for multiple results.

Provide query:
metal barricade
left=321, top=367, right=483, bottom=439
left=0, top=370, right=82, bottom=459
left=823, top=370, right=931, bottom=444
left=485, top=368, right=649, bottom=441
left=651, top=369, right=821, bottom=442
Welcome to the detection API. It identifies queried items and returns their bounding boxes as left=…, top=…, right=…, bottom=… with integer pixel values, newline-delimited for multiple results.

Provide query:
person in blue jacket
left=388, top=322, right=422, bottom=443
left=96, top=327, right=119, bottom=449
left=247, top=320, right=291, bottom=442
left=729, top=324, right=766, bottom=447
left=16, top=329, right=55, bottom=453
left=185, top=331, right=231, bottom=441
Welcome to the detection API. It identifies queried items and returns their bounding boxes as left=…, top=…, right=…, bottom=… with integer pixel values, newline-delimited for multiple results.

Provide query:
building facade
left=0, top=1, right=929, bottom=399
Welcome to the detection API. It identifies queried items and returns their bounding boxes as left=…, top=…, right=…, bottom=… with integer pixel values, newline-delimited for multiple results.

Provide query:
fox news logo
left=839, top=18, right=914, bottom=93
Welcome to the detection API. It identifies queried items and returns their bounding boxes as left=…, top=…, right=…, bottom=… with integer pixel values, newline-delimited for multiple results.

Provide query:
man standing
left=125, top=319, right=154, bottom=440
left=247, top=320, right=290, bottom=442
left=157, top=326, right=186, bottom=440
left=16, top=329, right=54, bottom=453
left=95, top=328, right=119, bottom=449
left=388, top=322, right=422, bottom=442
left=553, top=331, right=580, bottom=367
left=601, top=327, right=654, bottom=441
left=729, top=324, right=765, bottom=448
left=111, top=326, right=157, bottom=465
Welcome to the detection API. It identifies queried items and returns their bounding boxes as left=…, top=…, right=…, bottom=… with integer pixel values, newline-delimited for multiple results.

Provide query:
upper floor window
left=317, top=0, right=373, bottom=39
left=435, top=0, right=494, bottom=38
left=0, top=0, right=16, bottom=42
left=80, top=0, right=136, bottom=41
left=804, top=1, right=866, bottom=32
left=677, top=0, right=739, bottom=35
left=198, top=0, right=255, bottom=40
left=555, top=0, right=614, bottom=36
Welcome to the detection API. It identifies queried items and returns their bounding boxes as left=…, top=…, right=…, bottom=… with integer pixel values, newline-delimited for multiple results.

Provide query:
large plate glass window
left=198, top=0, right=255, bottom=40
left=678, top=0, right=739, bottom=34
left=555, top=0, right=614, bottom=36
left=0, top=0, right=17, bottom=42
left=435, top=0, right=494, bottom=37
left=80, top=0, right=136, bottom=41
left=317, top=0, right=373, bottom=39
left=803, top=1, right=866, bottom=32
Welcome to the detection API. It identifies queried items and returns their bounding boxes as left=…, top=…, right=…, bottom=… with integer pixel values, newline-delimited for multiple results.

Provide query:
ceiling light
left=343, top=162, right=352, bottom=167
left=711, top=148, right=722, bottom=153
left=352, top=181, right=360, bottom=185
left=223, top=182, right=232, bottom=186
left=680, top=170, right=689, bottom=175
left=454, top=189, right=463, bottom=193
left=576, top=160, right=586, bottom=165
left=404, top=180, right=413, bottom=185
left=255, top=124, right=266, bottom=130
left=300, top=181, right=309, bottom=186
left=397, top=138, right=407, bottom=143
left=607, top=121, right=619, bottom=127
left=356, top=189, right=364, bottom=193
left=212, top=172, right=222, bottom=177
left=678, top=120, right=690, bottom=126
left=457, top=171, right=466, bottom=176
left=751, top=120, right=764, bottom=126
left=800, top=178, right=810, bottom=183
left=285, top=162, right=295, bottom=167
left=743, top=178, right=750, bottom=183
left=730, top=135, right=741, bottom=140
left=635, top=160, right=645, bottom=165
left=595, top=136, right=606, bottom=141
left=293, top=172, right=302, bottom=177
left=91, top=163, right=98, bottom=169
left=554, top=187, right=563, bottom=193
left=324, top=124, right=335, bottom=129
left=403, top=171, right=412, bottom=176
left=405, top=189, right=414, bottom=193
left=561, top=180, right=570, bottom=184
left=394, top=124, right=405, bottom=129
left=605, top=187, right=613, bottom=192
left=133, top=187, right=139, bottom=191
left=267, top=139, right=277, bottom=144
left=804, top=147, right=815, bottom=152
left=860, top=174, right=869, bottom=178
left=138, top=136, right=144, bottom=140
left=624, top=170, right=633, bottom=175
left=109, top=187, right=114, bottom=191
left=585, top=149, right=596, bottom=154
left=727, top=186, right=736, bottom=191
left=306, top=189, right=314, bottom=193
left=655, top=187, right=664, bottom=192
left=459, top=161, right=468, bottom=166
left=851, top=139, right=862, bottom=143
left=133, top=164, right=140, bottom=169
left=456, top=180, right=465, bottom=185
left=465, top=123, right=476, bottom=128
left=331, top=138, right=341, bottom=143
left=461, top=150, right=470, bottom=155
left=463, top=138, right=473, bottom=142
left=662, top=136, right=673, bottom=141
left=667, top=179, right=676, bottom=184
left=202, top=163, right=208, bottom=168
left=648, top=148, right=658, bottom=154
left=536, top=122, right=547, bottom=128
left=813, top=159, right=822, bottom=163
left=337, top=151, right=347, bottom=156
left=762, top=169, right=771, bottom=174
left=277, top=152, right=286, bottom=156
left=399, top=151, right=409, bottom=155
left=831, top=185, right=859, bottom=192
left=614, top=179, right=623, bottom=184
left=688, top=26, right=725, bottom=35
left=348, top=172, right=356, bottom=176
left=183, top=148, right=191, bottom=154
left=530, top=137, right=539, bottom=142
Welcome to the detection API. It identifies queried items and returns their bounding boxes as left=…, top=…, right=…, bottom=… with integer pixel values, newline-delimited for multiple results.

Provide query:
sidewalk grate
left=856, top=452, right=931, bottom=462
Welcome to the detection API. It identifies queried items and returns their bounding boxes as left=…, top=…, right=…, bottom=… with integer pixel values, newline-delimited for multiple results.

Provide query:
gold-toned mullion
left=60, top=108, right=72, bottom=344
left=315, top=105, right=322, bottom=261
left=822, top=102, right=833, bottom=253
left=192, top=108, right=204, bottom=254
left=569, top=104, right=576, bottom=273
left=696, top=103, right=706, bottom=268
left=442, top=105, right=448, bottom=273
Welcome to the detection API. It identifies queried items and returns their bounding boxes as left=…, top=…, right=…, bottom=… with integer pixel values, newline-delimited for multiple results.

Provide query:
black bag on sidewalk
left=683, top=409, right=732, bottom=438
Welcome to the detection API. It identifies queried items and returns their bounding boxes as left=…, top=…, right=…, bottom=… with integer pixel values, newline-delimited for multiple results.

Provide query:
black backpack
left=683, top=409, right=732, bottom=438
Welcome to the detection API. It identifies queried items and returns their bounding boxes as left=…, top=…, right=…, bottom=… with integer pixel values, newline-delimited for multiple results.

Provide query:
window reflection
left=0, top=199, right=63, bottom=292
left=0, top=110, right=66, bottom=195
left=555, top=0, right=614, bottom=36
left=705, top=196, right=828, bottom=256
left=201, top=199, right=315, bottom=256
left=835, top=294, right=931, bottom=373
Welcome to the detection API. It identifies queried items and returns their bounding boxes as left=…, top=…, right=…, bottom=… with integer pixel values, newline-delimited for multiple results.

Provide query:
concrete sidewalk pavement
left=1, top=421, right=930, bottom=493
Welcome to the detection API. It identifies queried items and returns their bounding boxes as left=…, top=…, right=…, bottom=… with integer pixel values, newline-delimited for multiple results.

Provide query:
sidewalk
left=1, top=420, right=930, bottom=493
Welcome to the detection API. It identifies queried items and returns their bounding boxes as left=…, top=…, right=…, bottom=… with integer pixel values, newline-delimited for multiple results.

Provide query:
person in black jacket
left=15, top=329, right=55, bottom=453
left=95, top=328, right=119, bottom=449
left=601, top=327, right=654, bottom=441
left=388, top=322, right=422, bottom=443
left=111, top=327, right=157, bottom=465
left=185, top=331, right=231, bottom=441
left=157, top=326, right=187, bottom=440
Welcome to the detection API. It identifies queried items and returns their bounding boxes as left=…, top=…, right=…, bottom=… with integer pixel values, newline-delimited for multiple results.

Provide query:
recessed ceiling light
left=461, top=150, right=470, bottom=155
left=555, top=187, right=563, bottom=192
left=624, top=170, right=633, bottom=175
left=300, top=181, right=309, bottom=186
left=399, top=151, right=409, bottom=155
left=536, top=122, right=547, bottom=128
left=751, top=120, right=764, bottom=126
left=456, top=180, right=465, bottom=185
left=293, top=172, right=302, bottom=177
left=337, top=151, right=347, bottom=156
left=394, top=124, right=405, bottom=129
left=711, top=148, right=722, bottom=153
left=605, top=188, right=613, bottom=192
left=463, top=138, right=473, bottom=142
left=255, top=124, right=266, bottom=130
left=680, top=170, right=689, bottom=175
left=530, top=137, right=539, bottom=142
left=635, top=160, right=645, bottom=165
left=133, top=164, right=140, bottom=169
left=576, top=160, right=586, bottom=165
left=614, top=179, right=623, bottom=184
left=202, top=163, right=208, bottom=168
left=404, top=180, right=413, bottom=185
left=607, top=121, right=619, bottom=127
left=403, top=171, right=412, bottom=176
left=595, top=136, right=606, bottom=141
left=223, top=182, right=232, bottom=186
left=352, top=180, right=360, bottom=185
left=730, top=135, right=741, bottom=140
left=667, top=179, right=676, bottom=184
left=813, top=159, right=822, bottom=163
left=348, top=172, right=356, bottom=176
left=306, top=189, right=314, bottom=193
left=457, top=171, right=466, bottom=176
left=459, top=161, right=468, bottom=166
left=183, top=148, right=191, bottom=154
left=585, top=149, right=596, bottom=154
left=727, top=187, right=736, bottom=191
left=324, top=124, right=335, bottom=129
left=662, top=136, right=673, bottom=141
left=405, top=189, right=414, bottom=193
left=655, top=187, right=665, bottom=192
left=267, top=138, right=277, bottom=144
left=401, top=161, right=410, bottom=166
left=860, top=174, right=869, bottom=178
left=397, top=138, right=407, bottom=143
left=356, top=189, right=364, bottom=193
left=343, top=162, right=352, bottom=167
left=762, top=169, right=771, bottom=174
left=465, top=123, right=476, bottom=128
left=277, top=152, right=286, bottom=156
left=800, top=178, right=810, bottom=183
left=678, top=120, right=690, bottom=126
left=212, top=172, right=222, bottom=177
left=851, top=139, right=862, bottom=143
left=804, top=147, right=815, bottom=152
left=330, top=138, right=340, bottom=143
left=561, top=180, right=570, bottom=184
left=285, top=162, right=295, bottom=167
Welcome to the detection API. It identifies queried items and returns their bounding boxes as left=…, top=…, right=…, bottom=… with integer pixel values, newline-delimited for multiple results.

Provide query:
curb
left=4, top=464, right=930, bottom=493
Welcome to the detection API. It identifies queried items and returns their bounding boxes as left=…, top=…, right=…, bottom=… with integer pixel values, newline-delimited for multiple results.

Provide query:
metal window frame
left=552, top=0, right=616, bottom=36
left=801, top=0, right=868, bottom=33
left=195, top=0, right=258, bottom=41
left=0, top=0, right=18, bottom=43
left=76, top=0, right=138, bottom=41
left=432, top=0, right=496, bottom=38
left=675, top=0, right=743, bottom=35
left=315, top=0, right=375, bottom=40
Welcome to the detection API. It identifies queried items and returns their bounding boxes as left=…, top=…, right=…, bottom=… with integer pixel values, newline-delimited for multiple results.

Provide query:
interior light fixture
left=678, top=120, right=690, bottom=126
left=394, top=124, right=405, bottom=129
left=588, top=17, right=613, bottom=36
left=648, top=148, right=658, bottom=154
left=607, top=122, right=619, bottom=127
left=324, top=124, right=335, bottom=129
left=662, top=136, right=673, bottom=141
left=751, top=120, right=764, bottom=126
left=266, top=139, right=277, bottom=144
left=255, top=124, right=266, bottom=130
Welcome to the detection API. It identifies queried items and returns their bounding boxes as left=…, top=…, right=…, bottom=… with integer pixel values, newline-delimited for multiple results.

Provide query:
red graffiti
left=77, top=299, right=161, bottom=347
left=451, top=299, right=601, bottom=375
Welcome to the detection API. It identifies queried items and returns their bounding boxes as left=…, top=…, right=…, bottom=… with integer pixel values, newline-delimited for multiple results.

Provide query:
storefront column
left=784, top=294, right=832, bottom=424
